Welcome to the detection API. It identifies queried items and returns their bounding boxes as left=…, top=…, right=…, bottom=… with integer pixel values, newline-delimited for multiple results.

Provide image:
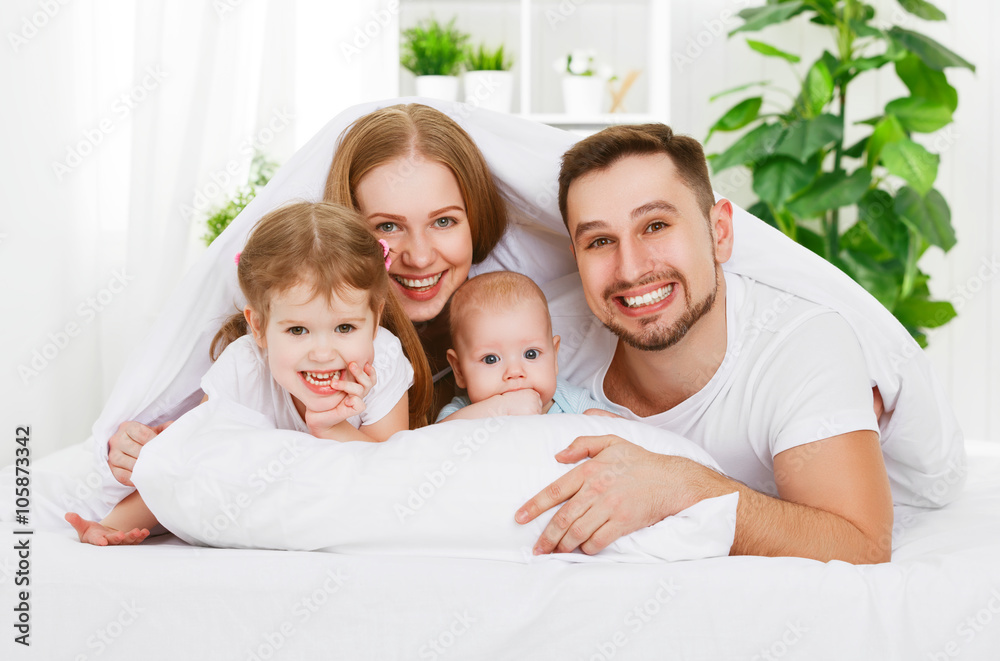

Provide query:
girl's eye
left=335, top=324, right=355, bottom=334
left=482, top=354, right=499, bottom=365
left=646, top=221, right=667, bottom=233
left=524, top=349, right=539, bottom=360
left=288, top=326, right=307, bottom=336
left=375, top=222, right=397, bottom=233
left=434, top=216, right=456, bottom=228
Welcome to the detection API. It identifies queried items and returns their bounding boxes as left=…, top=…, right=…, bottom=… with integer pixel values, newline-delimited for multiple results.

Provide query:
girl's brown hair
left=210, top=201, right=432, bottom=429
left=324, top=103, right=508, bottom=264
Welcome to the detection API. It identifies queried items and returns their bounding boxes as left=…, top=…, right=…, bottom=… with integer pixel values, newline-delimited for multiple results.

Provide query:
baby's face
left=449, top=298, right=559, bottom=408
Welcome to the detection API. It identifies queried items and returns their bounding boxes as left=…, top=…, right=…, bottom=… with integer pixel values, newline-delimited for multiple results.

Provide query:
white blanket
left=131, top=405, right=737, bottom=563
left=84, top=97, right=963, bottom=517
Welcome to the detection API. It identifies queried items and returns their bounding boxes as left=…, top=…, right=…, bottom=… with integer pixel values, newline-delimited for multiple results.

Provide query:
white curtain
left=0, top=0, right=297, bottom=458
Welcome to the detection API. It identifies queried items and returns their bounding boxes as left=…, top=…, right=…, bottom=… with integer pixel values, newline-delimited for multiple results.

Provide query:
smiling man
left=515, top=124, right=894, bottom=564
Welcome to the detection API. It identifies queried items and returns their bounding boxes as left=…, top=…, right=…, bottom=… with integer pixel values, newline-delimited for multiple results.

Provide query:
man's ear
left=710, top=198, right=735, bottom=264
left=244, top=307, right=266, bottom=349
left=552, top=334, right=561, bottom=377
left=446, top=349, right=466, bottom=389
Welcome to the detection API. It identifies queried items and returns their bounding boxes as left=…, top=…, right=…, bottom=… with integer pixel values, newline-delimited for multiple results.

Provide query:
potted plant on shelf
left=463, top=43, right=514, bottom=113
left=705, top=0, right=974, bottom=347
left=554, top=49, right=614, bottom=115
left=401, top=17, right=469, bottom=102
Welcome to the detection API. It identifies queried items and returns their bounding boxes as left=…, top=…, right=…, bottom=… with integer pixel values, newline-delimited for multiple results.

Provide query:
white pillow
left=132, top=400, right=737, bottom=563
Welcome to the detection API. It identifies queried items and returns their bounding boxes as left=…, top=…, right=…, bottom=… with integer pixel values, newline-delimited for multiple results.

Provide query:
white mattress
left=3, top=441, right=999, bottom=660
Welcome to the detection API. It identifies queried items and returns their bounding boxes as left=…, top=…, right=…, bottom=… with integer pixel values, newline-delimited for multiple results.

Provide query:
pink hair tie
left=234, top=251, right=242, bottom=265
left=378, top=240, right=392, bottom=270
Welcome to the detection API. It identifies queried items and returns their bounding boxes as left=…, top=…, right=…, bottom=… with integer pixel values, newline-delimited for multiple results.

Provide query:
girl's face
left=354, top=155, right=474, bottom=323
left=247, top=282, right=379, bottom=420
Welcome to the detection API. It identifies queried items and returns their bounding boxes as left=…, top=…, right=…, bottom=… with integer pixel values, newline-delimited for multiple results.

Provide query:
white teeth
left=623, top=284, right=673, bottom=308
left=303, top=371, right=341, bottom=386
left=394, top=273, right=443, bottom=290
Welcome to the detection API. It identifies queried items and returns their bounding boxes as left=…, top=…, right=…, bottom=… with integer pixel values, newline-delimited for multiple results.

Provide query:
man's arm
left=515, top=429, right=892, bottom=564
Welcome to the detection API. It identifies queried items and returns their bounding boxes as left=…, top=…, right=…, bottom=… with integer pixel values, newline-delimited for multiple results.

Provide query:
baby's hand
left=64, top=512, right=149, bottom=546
left=583, top=408, right=621, bottom=419
left=305, top=362, right=375, bottom=438
left=490, top=389, right=543, bottom=416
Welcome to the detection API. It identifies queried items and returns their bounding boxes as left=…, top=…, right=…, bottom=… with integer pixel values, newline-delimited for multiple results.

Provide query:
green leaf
left=885, top=97, right=953, bottom=133
left=707, top=97, right=763, bottom=141
left=748, top=200, right=779, bottom=230
left=796, top=225, right=826, bottom=257
left=866, top=115, right=907, bottom=169
left=732, top=2, right=806, bottom=36
left=709, top=81, right=770, bottom=102
left=792, top=58, right=835, bottom=118
left=708, top=122, right=785, bottom=173
left=786, top=169, right=872, bottom=218
left=896, top=0, right=947, bottom=21
left=858, top=189, right=909, bottom=256
left=775, top=113, right=842, bottom=161
left=881, top=139, right=939, bottom=195
left=745, top=39, right=800, bottom=63
left=752, top=157, right=816, bottom=206
left=895, top=54, right=958, bottom=111
left=839, top=249, right=902, bottom=308
left=893, top=296, right=957, bottom=329
left=889, top=27, right=975, bottom=72
left=843, top=136, right=869, bottom=158
left=894, top=187, right=956, bottom=251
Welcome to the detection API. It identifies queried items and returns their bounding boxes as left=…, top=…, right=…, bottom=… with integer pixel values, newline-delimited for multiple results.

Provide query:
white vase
left=463, top=70, right=514, bottom=113
left=415, top=75, right=460, bottom=102
left=561, top=76, right=606, bottom=115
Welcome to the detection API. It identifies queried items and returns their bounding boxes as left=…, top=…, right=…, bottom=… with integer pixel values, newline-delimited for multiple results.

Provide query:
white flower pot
left=415, top=75, right=460, bottom=102
left=561, top=76, right=606, bottom=115
left=463, top=70, right=514, bottom=113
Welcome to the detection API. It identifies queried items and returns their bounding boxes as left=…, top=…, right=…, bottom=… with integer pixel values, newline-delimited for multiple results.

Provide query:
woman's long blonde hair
left=324, top=103, right=508, bottom=264
left=211, top=201, right=432, bottom=428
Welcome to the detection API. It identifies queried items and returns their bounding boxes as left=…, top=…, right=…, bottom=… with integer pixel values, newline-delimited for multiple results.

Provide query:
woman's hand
left=305, top=362, right=376, bottom=438
left=64, top=512, right=149, bottom=546
left=107, top=420, right=173, bottom=486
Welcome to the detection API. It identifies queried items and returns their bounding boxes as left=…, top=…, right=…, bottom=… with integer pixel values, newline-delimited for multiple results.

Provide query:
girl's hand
left=65, top=512, right=149, bottom=546
left=305, top=362, right=376, bottom=438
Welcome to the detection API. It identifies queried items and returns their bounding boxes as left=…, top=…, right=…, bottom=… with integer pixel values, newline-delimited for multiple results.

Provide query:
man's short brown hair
left=557, top=124, right=716, bottom=228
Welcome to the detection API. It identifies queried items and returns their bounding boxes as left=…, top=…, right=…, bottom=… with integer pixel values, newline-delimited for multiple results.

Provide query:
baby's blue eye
left=482, top=354, right=499, bottom=365
left=336, top=324, right=355, bottom=334
left=524, top=349, right=539, bottom=360
left=288, top=326, right=307, bottom=336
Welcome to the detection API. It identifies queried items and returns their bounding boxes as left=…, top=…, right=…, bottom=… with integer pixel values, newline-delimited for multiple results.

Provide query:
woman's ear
left=244, top=307, right=266, bottom=349
left=446, top=349, right=466, bottom=389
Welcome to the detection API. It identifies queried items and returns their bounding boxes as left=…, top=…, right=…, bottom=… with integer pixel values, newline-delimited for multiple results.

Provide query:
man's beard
left=600, top=267, right=719, bottom=352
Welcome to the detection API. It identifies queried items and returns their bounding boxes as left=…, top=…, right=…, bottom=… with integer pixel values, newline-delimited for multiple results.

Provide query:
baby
left=437, top=271, right=609, bottom=421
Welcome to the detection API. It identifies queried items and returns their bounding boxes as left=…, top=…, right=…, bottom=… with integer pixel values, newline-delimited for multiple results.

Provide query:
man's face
left=565, top=153, right=733, bottom=351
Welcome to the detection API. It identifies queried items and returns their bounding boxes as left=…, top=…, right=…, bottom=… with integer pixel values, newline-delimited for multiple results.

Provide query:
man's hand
left=514, top=435, right=718, bottom=555
left=305, top=362, right=375, bottom=439
left=107, top=421, right=173, bottom=487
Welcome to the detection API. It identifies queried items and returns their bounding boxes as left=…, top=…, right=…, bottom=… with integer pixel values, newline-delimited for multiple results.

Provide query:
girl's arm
left=358, top=393, right=410, bottom=441
left=65, top=491, right=158, bottom=546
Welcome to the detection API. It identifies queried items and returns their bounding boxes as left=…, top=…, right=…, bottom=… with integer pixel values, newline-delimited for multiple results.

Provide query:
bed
left=2, top=437, right=999, bottom=659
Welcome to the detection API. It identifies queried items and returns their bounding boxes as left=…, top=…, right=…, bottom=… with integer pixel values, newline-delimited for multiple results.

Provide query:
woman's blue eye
left=336, top=324, right=355, bottom=334
left=288, top=326, right=307, bottom=336
left=482, top=354, right=499, bottom=365
left=524, top=349, right=539, bottom=360
left=375, top=222, right=397, bottom=233
left=434, top=217, right=456, bottom=228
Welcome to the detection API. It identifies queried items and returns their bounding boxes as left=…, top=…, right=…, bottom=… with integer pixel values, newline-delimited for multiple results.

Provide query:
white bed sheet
left=3, top=441, right=999, bottom=660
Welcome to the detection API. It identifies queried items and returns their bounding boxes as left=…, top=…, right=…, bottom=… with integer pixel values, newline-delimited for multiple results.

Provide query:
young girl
left=66, top=201, right=432, bottom=545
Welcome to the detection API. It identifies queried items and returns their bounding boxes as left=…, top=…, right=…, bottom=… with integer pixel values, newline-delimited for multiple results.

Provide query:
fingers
left=554, top=434, right=622, bottom=464
left=550, top=502, right=609, bottom=554
left=110, top=467, right=134, bottom=488
left=515, top=465, right=585, bottom=525
left=65, top=512, right=88, bottom=538
left=583, top=408, right=619, bottom=419
left=151, top=420, right=175, bottom=434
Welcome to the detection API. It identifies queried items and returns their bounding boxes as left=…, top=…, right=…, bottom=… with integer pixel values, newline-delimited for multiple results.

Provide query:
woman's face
left=355, top=155, right=474, bottom=323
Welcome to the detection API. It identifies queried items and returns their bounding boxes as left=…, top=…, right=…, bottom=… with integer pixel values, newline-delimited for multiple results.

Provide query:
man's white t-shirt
left=545, top=271, right=879, bottom=497
left=200, top=327, right=414, bottom=432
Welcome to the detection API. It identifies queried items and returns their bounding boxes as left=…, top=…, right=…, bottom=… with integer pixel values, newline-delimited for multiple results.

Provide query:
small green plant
left=465, top=43, right=513, bottom=72
left=202, top=152, right=278, bottom=246
left=705, top=0, right=974, bottom=347
left=401, top=17, right=469, bottom=77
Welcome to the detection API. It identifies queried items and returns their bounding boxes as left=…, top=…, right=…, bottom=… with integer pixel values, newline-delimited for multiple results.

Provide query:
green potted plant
left=463, top=43, right=514, bottom=113
left=705, top=0, right=973, bottom=347
left=400, top=17, right=469, bottom=102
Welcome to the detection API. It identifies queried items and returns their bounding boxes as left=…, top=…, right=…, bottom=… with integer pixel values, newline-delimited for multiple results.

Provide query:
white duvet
left=131, top=403, right=738, bottom=563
